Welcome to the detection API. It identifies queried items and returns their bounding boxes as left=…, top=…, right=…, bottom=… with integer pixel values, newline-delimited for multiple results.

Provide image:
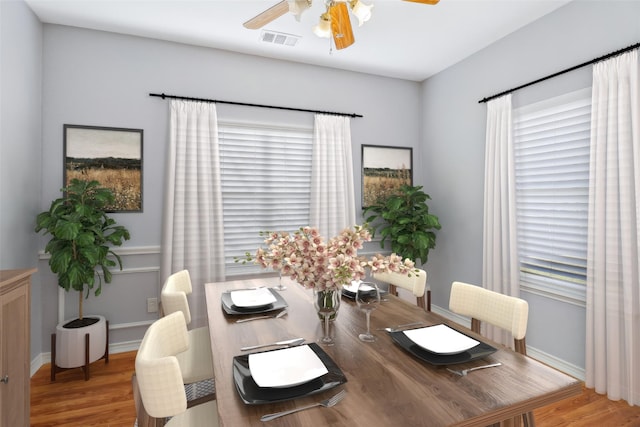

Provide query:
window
left=218, top=121, right=313, bottom=276
left=513, top=88, right=591, bottom=304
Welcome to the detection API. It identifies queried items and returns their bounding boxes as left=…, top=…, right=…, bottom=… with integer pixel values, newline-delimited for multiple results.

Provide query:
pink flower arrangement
left=252, top=224, right=416, bottom=291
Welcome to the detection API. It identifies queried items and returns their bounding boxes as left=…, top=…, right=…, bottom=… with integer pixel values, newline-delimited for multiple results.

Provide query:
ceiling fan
left=243, top=0, right=440, bottom=50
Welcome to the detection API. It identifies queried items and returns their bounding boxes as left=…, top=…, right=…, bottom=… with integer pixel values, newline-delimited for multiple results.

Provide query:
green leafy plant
left=363, top=184, right=441, bottom=265
left=35, top=179, right=131, bottom=321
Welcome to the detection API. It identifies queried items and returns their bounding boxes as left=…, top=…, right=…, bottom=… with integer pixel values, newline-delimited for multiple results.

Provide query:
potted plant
left=35, top=179, right=130, bottom=378
left=363, top=184, right=441, bottom=265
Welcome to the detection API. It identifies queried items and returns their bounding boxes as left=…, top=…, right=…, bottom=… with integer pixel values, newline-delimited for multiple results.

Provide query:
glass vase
left=313, top=289, right=340, bottom=345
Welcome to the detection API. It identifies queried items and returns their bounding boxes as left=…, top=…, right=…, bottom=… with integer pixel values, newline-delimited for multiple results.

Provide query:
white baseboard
left=31, top=339, right=141, bottom=377
left=526, top=346, right=585, bottom=381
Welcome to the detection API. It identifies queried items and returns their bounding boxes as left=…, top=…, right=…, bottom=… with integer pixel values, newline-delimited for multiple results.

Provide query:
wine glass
left=356, top=282, right=380, bottom=342
left=274, top=271, right=287, bottom=291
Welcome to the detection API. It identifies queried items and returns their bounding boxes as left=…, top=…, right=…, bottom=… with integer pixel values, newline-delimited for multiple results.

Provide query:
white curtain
left=161, top=100, right=225, bottom=328
left=310, top=114, right=356, bottom=236
left=482, top=94, right=520, bottom=346
left=586, top=49, right=640, bottom=406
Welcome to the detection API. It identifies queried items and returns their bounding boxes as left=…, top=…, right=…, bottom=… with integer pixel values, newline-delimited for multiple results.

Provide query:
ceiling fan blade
left=403, top=0, right=440, bottom=4
left=243, top=0, right=290, bottom=30
left=330, top=2, right=355, bottom=50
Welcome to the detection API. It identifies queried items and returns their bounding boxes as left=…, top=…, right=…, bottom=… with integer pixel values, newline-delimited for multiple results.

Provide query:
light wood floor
left=31, top=351, right=136, bottom=426
left=30, top=351, right=640, bottom=426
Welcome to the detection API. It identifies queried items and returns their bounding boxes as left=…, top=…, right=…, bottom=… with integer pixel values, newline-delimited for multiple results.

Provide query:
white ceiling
left=24, top=0, right=573, bottom=81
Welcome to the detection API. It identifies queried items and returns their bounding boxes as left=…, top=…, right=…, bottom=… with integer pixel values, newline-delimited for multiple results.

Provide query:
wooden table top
left=205, top=276, right=581, bottom=427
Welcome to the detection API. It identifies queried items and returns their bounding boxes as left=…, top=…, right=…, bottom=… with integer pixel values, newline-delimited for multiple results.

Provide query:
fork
left=260, top=390, right=347, bottom=422
left=377, top=321, right=424, bottom=332
left=240, top=337, right=304, bottom=351
left=235, top=310, right=287, bottom=323
left=446, top=362, right=502, bottom=376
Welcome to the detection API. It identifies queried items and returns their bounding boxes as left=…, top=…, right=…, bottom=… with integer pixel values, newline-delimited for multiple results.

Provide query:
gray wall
left=421, top=0, right=640, bottom=377
left=35, top=24, right=421, bottom=357
left=0, top=0, right=43, bottom=360
left=4, top=0, right=639, bottom=377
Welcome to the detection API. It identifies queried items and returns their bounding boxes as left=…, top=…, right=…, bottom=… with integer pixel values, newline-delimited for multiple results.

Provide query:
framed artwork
left=361, top=144, right=413, bottom=208
left=64, top=124, right=143, bottom=212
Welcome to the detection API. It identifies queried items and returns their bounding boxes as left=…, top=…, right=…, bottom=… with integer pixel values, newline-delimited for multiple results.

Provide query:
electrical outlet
left=147, top=297, right=158, bottom=313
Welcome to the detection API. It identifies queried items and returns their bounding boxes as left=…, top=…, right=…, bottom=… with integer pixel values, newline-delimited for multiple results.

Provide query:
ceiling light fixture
left=312, top=11, right=332, bottom=38
left=349, top=0, right=374, bottom=26
left=244, top=0, right=439, bottom=51
left=313, top=0, right=373, bottom=50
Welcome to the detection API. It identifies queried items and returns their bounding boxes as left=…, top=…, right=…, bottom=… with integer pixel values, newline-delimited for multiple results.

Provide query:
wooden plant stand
left=50, top=320, right=109, bottom=381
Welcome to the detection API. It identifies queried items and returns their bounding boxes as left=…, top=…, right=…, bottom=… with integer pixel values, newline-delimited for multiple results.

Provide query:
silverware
left=377, top=321, right=424, bottom=332
left=235, top=310, right=287, bottom=323
left=447, top=362, right=502, bottom=376
left=223, top=286, right=265, bottom=293
left=240, top=337, right=305, bottom=351
left=260, top=389, right=347, bottom=422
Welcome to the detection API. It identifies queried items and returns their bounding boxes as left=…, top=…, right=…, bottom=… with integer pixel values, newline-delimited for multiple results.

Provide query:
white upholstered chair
left=449, top=281, right=533, bottom=427
left=373, top=268, right=430, bottom=311
left=135, top=311, right=219, bottom=427
left=161, top=270, right=215, bottom=403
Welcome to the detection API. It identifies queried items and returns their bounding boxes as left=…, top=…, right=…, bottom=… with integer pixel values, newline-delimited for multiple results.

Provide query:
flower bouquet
left=241, top=224, right=416, bottom=345
left=249, top=224, right=416, bottom=291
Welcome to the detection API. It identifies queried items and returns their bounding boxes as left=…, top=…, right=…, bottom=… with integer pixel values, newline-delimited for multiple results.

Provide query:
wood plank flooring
left=30, top=351, right=640, bottom=426
left=31, top=351, right=137, bottom=426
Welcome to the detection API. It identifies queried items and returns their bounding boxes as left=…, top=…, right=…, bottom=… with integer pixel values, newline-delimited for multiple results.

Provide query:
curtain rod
left=478, top=42, right=640, bottom=104
left=149, top=93, right=363, bottom=118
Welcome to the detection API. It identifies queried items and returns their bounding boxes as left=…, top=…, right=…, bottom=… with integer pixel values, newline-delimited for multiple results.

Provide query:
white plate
left=342, top=281, right=375, bottom=294
left=249, top=345, right=329, bottom=388
left=403, top=324, right=480, bottom=355
left=230, top=288, right=277, bottom=308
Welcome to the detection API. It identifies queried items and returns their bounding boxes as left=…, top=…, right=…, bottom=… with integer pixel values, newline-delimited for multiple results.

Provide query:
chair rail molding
left=38, top=245, right=161, bottom=260
left=33, top=246, right=162, bottom=376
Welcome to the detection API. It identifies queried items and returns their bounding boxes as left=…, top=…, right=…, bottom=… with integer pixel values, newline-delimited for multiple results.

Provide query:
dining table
left=204, top=276, right=582, bottom=426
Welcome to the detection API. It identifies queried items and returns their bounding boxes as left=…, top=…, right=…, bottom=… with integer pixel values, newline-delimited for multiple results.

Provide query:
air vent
left=260, top=30, right=301, bottom=47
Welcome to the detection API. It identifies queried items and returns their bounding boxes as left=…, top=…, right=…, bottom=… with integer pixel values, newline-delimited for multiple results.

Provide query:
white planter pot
left=55, top=315, right=107, bottom=368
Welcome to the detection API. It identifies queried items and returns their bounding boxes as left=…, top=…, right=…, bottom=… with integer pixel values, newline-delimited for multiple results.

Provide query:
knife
left=376, top=321, right=424, bottom=332
left=240, top=337, right=305, bottom=351
left=223, top=286, right=265, bottom=293
left=235, top=310, right=288, bottom=323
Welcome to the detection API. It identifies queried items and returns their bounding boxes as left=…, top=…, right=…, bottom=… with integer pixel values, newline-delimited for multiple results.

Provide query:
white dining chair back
left=135, top=311, right=219, bottom=427
left=449, top=281, right=529, bottom=353
left=373, top=268, right=430, bottom=311
left=161, top=269, right=193, bottom=324
left=160, top=269, right=215, bottom=399
left=449, top=281, right=533, bottom=427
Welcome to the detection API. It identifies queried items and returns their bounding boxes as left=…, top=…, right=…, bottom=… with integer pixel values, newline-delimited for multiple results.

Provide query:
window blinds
left=513, top=88, right=591, bottom=295
left=218, top=122, right=313, bottom=276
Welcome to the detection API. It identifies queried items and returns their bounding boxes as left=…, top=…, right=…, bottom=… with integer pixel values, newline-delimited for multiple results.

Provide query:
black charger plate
left=232, top=343, right=347, bottom=405
left=221, top=288, right=288, bottom=315
left=341, top=286, right=388, bottom=299
left=390, top=326, right=497, bottom=365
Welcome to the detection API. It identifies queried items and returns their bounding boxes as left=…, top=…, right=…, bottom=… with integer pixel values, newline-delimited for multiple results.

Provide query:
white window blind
left=218, top=121, right=313, bottom=276
left=513, top=88, right=591, bottom=303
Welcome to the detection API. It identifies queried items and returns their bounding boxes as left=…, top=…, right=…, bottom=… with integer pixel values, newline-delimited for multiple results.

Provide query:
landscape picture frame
left=63, top=124, right=143, bottom=212
left=361, top=144, right=413, bottom=208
